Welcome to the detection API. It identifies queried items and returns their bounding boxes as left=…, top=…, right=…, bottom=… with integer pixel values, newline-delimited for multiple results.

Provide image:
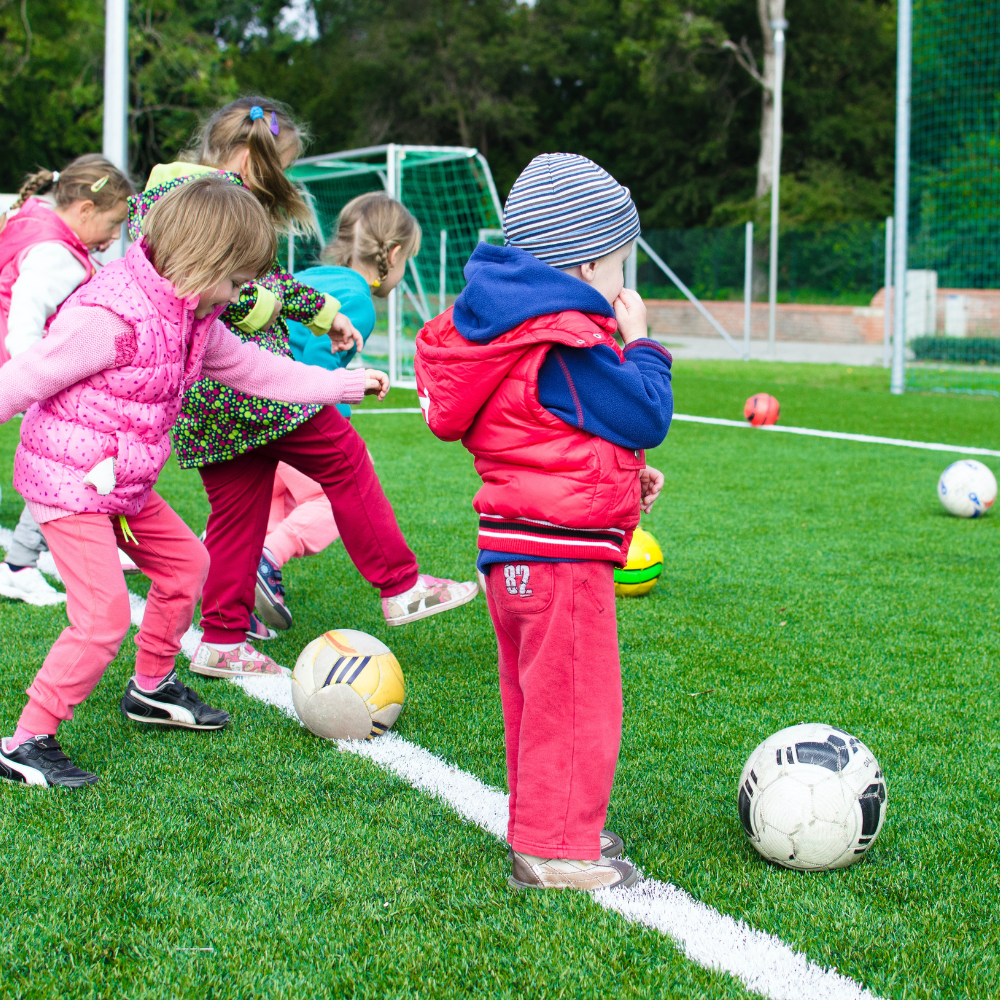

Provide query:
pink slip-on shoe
left=382, top=573, right=479, bottom=626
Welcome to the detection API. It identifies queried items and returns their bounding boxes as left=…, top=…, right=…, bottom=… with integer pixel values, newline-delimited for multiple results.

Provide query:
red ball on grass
left=744, top=393, right=780, bottom=427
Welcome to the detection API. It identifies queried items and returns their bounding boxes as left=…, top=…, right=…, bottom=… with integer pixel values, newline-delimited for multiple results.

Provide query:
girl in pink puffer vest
left=0, top=155, right=134, bottom=608
left=0, top=175, right=388, bottom=789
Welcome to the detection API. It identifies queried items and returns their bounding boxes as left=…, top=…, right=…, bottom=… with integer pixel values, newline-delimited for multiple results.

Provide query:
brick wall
left=645, top=288, right=1000, bottom=343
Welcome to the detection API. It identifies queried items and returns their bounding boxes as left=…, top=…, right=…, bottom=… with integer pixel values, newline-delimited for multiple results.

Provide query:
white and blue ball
left=937, top=460, right=997, bottom=518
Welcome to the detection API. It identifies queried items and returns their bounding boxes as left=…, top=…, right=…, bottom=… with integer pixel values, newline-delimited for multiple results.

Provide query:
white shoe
left=118, top=548, right=140, bottom=575
left=0, top=563, right=66, bottom=606
left=382, top=573, right=479, bottom=626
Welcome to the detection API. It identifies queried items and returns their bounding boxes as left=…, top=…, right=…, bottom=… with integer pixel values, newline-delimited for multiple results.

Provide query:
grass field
left=1, top=361, right=997, bottom=999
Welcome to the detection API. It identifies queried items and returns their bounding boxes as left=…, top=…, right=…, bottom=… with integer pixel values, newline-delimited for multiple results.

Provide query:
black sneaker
left=0, top=735, right=99, bottom=788
left=254, top=550, right=292, bottom=630
left=120, top=671, right=230, bottom=730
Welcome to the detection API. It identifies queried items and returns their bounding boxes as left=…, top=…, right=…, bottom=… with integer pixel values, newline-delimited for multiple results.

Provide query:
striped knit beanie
left=502, top=152, right=640, bottom=268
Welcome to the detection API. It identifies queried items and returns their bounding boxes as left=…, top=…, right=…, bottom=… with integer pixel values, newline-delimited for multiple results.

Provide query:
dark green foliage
left=0, top=0, right=897, bottom=227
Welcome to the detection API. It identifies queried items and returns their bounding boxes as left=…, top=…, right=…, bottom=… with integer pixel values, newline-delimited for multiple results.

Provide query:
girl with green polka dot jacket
left=128, top=97, right=478, bottom=679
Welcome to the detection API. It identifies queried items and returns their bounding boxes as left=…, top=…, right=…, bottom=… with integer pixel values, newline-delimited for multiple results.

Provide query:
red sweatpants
left=198, top=406, right=419, bottom=644
left=22, top=492, right=209, bottom=734
left=485, top=560, right=622, bottom=860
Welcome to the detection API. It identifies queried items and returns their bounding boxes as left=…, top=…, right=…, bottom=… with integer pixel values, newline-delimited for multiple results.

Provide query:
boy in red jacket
left=415, top=153, right=672, bottom=890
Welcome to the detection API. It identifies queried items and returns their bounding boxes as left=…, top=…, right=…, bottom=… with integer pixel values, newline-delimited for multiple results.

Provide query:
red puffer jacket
left=415, top=307, right=643, bottom=565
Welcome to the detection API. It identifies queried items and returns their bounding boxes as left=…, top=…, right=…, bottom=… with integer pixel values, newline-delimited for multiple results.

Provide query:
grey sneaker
left=509, top=851, right=639, bottom=891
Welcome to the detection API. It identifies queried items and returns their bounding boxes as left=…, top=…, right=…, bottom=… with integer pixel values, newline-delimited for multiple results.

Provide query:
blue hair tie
left=249, top=106, right=264, bottom=121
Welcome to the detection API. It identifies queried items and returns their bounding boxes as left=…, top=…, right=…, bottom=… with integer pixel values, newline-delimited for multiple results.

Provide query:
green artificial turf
left=2, top=360, right=998, bottom=999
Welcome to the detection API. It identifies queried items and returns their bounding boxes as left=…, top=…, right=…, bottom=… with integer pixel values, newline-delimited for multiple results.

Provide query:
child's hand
left=639, top=465, right=664, bottom=513
left=329, top=312, right=363, bottom=353
left=365, top=369, right=389, bottom=400
left=262, top=295, right=283, bottom=331
left=613, top=288, right=648, bottom=344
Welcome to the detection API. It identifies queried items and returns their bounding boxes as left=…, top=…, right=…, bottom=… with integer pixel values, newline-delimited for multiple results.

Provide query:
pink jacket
left=3, top=239, right=366, bottom=521
left=0, top=198, right=94, bottom=366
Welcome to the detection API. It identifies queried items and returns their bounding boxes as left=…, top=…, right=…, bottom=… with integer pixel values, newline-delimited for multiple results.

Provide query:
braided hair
left=323, top=192, right=422, bottom=288
left=10, top=154, right=134, bottom=213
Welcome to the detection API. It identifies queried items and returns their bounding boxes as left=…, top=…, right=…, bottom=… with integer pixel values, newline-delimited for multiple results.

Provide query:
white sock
left=207, top=642, right=241, bottom=653
left=263, top=547, right=277, bottom=565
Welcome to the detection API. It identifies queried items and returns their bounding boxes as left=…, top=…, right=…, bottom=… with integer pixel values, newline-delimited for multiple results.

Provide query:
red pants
left=485, top=560, right=622, bottom=860
left=198, top=407, right=418, bottom=644
left=22, top=492, right=209, bottom=734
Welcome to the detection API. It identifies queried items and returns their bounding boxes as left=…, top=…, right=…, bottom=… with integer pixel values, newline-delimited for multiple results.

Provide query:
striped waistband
left=477, top=514, right=629, bottom=564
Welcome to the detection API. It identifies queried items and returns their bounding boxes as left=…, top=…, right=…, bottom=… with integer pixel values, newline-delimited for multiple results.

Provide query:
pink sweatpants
left=264, top=461, right=340, bottom=567
left=20, top=492, right=209, bottom=735
left=485, top=560, right=623, bottom=860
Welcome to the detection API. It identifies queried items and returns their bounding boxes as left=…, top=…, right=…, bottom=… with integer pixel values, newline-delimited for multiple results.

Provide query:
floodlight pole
left=767, top=18, right=787, bottom=357
left=890, top=0, right=912, bottom=395
left=882, top=216, right=893, bottom=368
left=103, top=0, right=128, bottom=259
left=744, top=221, right=753, bottom=361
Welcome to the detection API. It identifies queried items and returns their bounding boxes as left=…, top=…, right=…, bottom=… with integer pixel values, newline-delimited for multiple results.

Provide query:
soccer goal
left=286, top=144, right=503, bottom=388
left=899, top=0, right=1000, bottom=395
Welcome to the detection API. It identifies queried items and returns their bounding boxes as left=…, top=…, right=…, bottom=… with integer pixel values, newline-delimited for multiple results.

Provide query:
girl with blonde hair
left=0, top=176, right=388, bottom=788
left=0, top=154, right=135, bottom=607
left=130, top=99, right=477, bottom=675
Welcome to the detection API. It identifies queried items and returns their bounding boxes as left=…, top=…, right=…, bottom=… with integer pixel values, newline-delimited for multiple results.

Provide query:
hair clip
left=249, top=105, right=264, bottom=121
left=52, top=170, right=60, bottom=183
left=270, top=111, right=280, bottom=136
left=90, top=175, right=110, bottom=193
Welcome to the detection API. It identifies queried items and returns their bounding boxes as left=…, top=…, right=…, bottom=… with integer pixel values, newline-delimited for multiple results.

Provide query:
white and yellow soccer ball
left=937, top=459, right=997, bottom=518
left=291, top=629, right=405, bottom=741
left=738, top=723, right=887, bottom=871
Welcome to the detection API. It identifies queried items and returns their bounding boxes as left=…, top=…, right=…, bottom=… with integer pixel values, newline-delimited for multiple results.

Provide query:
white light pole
left=103, top=0, right=129, bottom=259
left=767, top=17, right=787, bottom=357
left=891, top=0, right=912, bottom=395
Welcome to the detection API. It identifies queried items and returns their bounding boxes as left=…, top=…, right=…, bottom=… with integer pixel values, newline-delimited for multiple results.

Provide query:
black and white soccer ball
left=738, top=723, right=887, bottom=871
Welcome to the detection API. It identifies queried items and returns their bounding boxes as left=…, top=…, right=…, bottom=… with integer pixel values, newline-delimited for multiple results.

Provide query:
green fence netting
left=636, top=223, right=888, bottom=307
left=906, top=0, right=1000, bottom=395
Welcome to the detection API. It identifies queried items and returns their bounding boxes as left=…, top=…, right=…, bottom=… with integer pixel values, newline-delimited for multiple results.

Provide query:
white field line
left=353, top=406, right=1000, bottom=458
left=0, top=525, right=883, bottom=998
left=670, top=413, right=1000, bottom=457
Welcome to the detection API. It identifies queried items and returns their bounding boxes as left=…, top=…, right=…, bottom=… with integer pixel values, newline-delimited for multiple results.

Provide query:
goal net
left=286, top=145, right=503, bottom=387
left=905, top=0, right=1000, bottom=395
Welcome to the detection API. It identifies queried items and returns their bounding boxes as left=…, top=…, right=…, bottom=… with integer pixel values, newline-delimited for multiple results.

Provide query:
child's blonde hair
left=184, top=95, right=315, bottom=234
left=143, top=175, right=276, bottom=298
left=322, top=192, right=422, bottom=284
left=11, top=154, right=135, bottom=213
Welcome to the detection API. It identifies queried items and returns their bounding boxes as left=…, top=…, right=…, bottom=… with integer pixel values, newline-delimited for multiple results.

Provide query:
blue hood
left=453, top=243, right=615, bottom=343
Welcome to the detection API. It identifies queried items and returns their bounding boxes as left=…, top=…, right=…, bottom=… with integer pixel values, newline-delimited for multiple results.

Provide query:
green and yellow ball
left=614, top=527, right=663, bottom=597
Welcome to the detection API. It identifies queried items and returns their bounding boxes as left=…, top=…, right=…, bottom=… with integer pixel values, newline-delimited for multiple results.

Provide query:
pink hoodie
left=0, top=239, right=366, bottom=522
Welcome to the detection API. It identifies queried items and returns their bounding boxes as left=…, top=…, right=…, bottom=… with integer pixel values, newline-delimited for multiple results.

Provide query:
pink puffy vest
left=0, top=198, right=94, bottom=366
left=13, top=239, right=220, bottom=517
left=415, top=308, right=643, bottom=565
